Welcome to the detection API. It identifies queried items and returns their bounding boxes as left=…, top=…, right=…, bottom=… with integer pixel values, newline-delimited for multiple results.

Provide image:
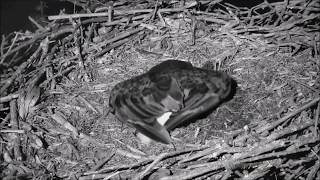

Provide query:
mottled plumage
left=109, top=60, right=236, bottom=144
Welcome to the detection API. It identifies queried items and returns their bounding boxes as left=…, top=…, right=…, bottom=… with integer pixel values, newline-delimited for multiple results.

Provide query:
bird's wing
left=109, top=71, right=185, bottom=144
left=164, top=70, right=234, bottom=131
left=109, top=60, right=236, bottom=144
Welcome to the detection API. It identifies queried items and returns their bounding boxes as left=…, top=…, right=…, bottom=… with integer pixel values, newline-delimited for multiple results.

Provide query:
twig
left=0, top=34, right=5, bottom=57
left=1, top=32, right=19, bottom=64
left=133, top=153, right=167, bottom=180
left=0, top=44, right=42, bottom=94
left=81, top=146, right=206, bottom=176
left=0, top=113, right=10, bottom=127
left=94, top=27, right=144, bottom=58
left=77, top=95, right=99, bottom=114
left=28, top=16, right=45, bottom=30
left=48, top=12, right=110, bottom=21
left=256, top=97, right=320, bottom=133
left=0, top=129, right=25, bottom=133
left=1, top=31, right=50, bottom=62
left=72, top=13, right=148, bottom=35
left=116, top=149, right=145, bottom=160
left=50, top=112, right=79, bottom=137
left=10, top=99, right=23, bottom=161
left=242, top=160, right=279, bottom=180
left=314, top=99, right=320, bottom=137
left=179, top=145, right=243, bottom=164
left=162, top=147, right=310, bottom=180
left=0, top=94, right=19, bottom=103
left=293, top=79, right=320, bottom=93
left=108, top=3, right=113, bottom=22
left=264, top=121, right=314, bottom=143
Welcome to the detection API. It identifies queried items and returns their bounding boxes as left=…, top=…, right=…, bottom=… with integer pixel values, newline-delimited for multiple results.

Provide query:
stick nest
left=0, top=0, right=319, bottom=179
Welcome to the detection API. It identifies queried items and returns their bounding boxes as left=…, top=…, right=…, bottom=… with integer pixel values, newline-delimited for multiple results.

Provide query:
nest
left=0, top=0, right=319, bottom=179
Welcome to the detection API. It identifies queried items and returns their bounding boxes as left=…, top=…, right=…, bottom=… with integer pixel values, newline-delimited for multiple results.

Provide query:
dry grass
left=0, top=0, right=319, bottom=179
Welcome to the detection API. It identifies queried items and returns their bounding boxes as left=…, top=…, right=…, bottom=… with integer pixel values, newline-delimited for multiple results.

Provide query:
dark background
left=0, top=0, right=75, bottom=35
left=0, top=0, right=264, bottom=35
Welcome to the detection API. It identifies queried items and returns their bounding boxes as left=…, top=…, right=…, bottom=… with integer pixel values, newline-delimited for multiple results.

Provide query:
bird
left=109, top=60, right=236, bottom=144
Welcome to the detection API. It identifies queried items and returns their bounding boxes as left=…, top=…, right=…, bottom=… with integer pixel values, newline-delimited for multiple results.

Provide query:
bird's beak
left=128, top=118, right=172, bottom=144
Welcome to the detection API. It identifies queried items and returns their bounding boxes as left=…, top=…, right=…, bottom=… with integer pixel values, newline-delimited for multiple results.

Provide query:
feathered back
left=109, top=60, right=236, bottom=144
